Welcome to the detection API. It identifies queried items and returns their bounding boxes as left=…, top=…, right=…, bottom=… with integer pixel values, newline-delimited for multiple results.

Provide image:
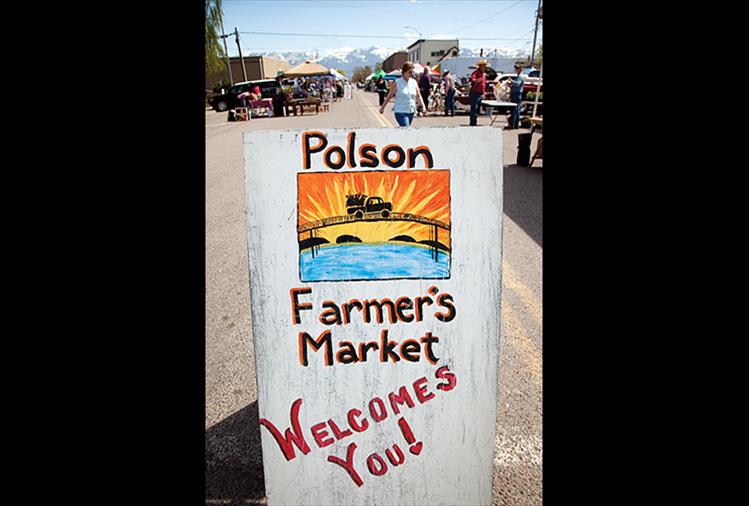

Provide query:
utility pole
left=219, top=12, right=233, bottom=86
left=235, top=27, right=248, bottom=82
left=530, top=0, right=542, bottom=68
left=220, top=33, right=233, bottom=86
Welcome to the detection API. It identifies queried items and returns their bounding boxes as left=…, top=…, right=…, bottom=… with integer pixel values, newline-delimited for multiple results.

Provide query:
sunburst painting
left=297, top=169, right=451, bottom=281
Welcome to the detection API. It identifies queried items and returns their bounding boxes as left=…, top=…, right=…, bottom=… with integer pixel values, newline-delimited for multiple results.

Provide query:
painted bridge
left=297, top=212, right=450, bottom=233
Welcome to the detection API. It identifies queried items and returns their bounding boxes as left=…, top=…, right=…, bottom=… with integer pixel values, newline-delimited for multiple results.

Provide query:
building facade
left=206, top=56, right=291, bottom=89
left=405, top=39, right=459, bottom=66
left=383, top=51, right=408, bottom=72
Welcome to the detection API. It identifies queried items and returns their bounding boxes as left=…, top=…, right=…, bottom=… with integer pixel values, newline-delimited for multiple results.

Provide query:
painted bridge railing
left=298, top=212, right=451, bottom=233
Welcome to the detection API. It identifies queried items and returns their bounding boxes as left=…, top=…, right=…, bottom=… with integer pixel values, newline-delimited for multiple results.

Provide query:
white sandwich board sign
left=244, top=127, right=503, bottom=505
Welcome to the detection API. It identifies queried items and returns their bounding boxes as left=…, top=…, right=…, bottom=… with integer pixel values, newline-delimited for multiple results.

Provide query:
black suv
left=209, top=79, right=281, bottom=112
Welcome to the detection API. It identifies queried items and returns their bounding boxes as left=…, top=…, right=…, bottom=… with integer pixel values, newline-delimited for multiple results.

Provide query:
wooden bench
left=285, top=98, right=321, bottom=116
left=233, top=107, right=250, bottom=121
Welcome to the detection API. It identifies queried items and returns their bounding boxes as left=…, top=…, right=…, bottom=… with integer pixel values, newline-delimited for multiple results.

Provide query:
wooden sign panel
left=244, top=127, right=503, bottom=505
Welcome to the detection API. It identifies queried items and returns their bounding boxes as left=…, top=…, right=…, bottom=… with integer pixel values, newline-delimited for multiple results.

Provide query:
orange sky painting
left=298, top=170, right=450, bottom=244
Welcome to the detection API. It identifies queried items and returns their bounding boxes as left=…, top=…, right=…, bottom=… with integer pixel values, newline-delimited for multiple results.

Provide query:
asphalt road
left=206, top=89, right=542, bottom=505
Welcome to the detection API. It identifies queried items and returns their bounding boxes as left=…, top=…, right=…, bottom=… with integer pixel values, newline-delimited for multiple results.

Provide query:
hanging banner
left=244, top=127, right=503, bottom=505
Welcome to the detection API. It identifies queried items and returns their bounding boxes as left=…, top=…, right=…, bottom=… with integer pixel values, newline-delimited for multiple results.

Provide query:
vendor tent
left=413, top=63, right=438, bottom=75
left=329, top=68, right=347, bottom=81
left=384, top=69, right=401, bottom=80
left=283, top=61, right=330, bottom=77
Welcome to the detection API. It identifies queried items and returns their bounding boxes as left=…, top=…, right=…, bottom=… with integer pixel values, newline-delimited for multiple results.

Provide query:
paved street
left=206, top=89, right=542, bottom=505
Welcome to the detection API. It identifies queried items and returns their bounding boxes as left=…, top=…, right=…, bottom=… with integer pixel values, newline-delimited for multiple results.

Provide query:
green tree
left=536, top=44, right=543, bottom=68
left=206, top=0, right=226, bottom=75
left=351, top=66, right=372, bottom=83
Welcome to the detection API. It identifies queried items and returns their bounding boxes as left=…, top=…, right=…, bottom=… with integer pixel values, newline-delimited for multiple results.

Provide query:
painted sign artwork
left=243, top=128, right=503, bottom=506
left=298, top=170, right=451, bottom=281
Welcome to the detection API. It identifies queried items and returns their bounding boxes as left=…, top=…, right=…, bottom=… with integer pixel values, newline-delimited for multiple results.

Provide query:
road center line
left=502, top=303, right=542, bottom=386
left=360, top=94, right=393, bottom=127
left=503, top=260, right=542, bottom=331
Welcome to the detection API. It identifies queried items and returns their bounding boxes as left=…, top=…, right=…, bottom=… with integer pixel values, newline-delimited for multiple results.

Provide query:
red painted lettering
left=366, top=453, right=388, bottom=476
left=388, top=385, right=415, bottom=415
left=436, top=365, right=457, bottom=391
left=328, top=418, right=353, bottom=441
left=368, top=397, right=388, bottom=422
left=412, top=376, right=436, bottom=403
left=385, top=444, right=405, bottom=466
left=347, top=408, right=369, bottom=432
left=327, top=442, right=363, bottom=487
left=310, top=421, right=334, bottom=448
left=258, top=398, right=311, bottom=461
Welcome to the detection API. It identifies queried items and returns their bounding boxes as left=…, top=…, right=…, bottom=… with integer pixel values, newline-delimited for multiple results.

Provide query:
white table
left=481, top=100, right=518, bottom=126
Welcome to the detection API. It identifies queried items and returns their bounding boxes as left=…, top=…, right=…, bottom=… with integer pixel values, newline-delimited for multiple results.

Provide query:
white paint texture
left=244, top=127, right=503, bottom=505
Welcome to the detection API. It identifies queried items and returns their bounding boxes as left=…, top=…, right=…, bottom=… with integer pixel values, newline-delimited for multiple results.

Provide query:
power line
left=225, top=0, right=480, bottom=24
left=225, top=0, right=536, bottom=2
left=238, top=30, right=536, bottom=41
left=454, top=0, right=524, bottom=33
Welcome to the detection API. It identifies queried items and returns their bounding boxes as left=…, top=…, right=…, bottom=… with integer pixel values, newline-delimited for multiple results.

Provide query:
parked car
left=209, top=79, right=281, bottom=112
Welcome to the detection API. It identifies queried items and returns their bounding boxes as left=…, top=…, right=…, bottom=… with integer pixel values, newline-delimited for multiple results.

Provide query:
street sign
left=244, top=127, right=503, bottom=505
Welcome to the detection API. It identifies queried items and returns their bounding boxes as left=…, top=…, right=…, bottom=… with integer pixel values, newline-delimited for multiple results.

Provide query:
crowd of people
left=377, top=59, right=530, bottom=128
left=291, top=77, right=345, bottom=101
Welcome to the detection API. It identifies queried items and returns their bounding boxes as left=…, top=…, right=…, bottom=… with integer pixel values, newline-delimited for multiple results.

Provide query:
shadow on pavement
left=503, top=163, right=542, bottom=247
left=206, top=401, right=266, bottom=505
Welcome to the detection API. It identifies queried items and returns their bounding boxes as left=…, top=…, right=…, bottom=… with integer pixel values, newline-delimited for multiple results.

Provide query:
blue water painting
left=300, top=243, right=450, bottom=281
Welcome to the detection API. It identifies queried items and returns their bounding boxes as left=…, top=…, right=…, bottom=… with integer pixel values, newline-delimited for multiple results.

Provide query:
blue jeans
left=510, top=95, right=522, bottom=128
left=394, top=112, right=414, bottom=127
left=445, top=88, right=455, bottom=116
left=469, top=91, right=483, bottom=125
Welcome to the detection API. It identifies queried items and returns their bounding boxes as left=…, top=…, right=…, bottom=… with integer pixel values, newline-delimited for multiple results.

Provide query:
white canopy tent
left=329, top=68, right=348, bottom=81
left=384, top=69, right=401, bottom=80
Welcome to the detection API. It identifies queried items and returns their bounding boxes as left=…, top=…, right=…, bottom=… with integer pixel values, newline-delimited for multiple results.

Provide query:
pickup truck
left=346, top=194, right=392, bottom=219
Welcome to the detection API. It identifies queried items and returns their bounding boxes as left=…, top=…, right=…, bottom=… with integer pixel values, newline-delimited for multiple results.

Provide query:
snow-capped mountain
left=257, top=45, right=526, bottom=75
left=257, top=46, right=398, bottom=75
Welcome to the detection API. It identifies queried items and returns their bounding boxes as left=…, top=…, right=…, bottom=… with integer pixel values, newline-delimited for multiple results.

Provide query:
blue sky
left=220, top=0, right=542, bottom=56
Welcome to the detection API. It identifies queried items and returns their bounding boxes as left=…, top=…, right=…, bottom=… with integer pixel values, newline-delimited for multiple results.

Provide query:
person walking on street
left=379, top=61, right=428, bottom=127
left=469, top=59, right=488, bottom=126
left=376, top=76, right=388, bottom=106
left=418, top=62, right=432, bottom=116
left=443, top=70, right=455, bottom=116
left=505, top=63, right=526, bottom=129
left=335, top=80, right=343, bottom=102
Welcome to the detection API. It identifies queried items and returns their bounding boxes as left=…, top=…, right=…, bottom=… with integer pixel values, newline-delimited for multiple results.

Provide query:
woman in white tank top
left=379, top=61, right=428, bottom=127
